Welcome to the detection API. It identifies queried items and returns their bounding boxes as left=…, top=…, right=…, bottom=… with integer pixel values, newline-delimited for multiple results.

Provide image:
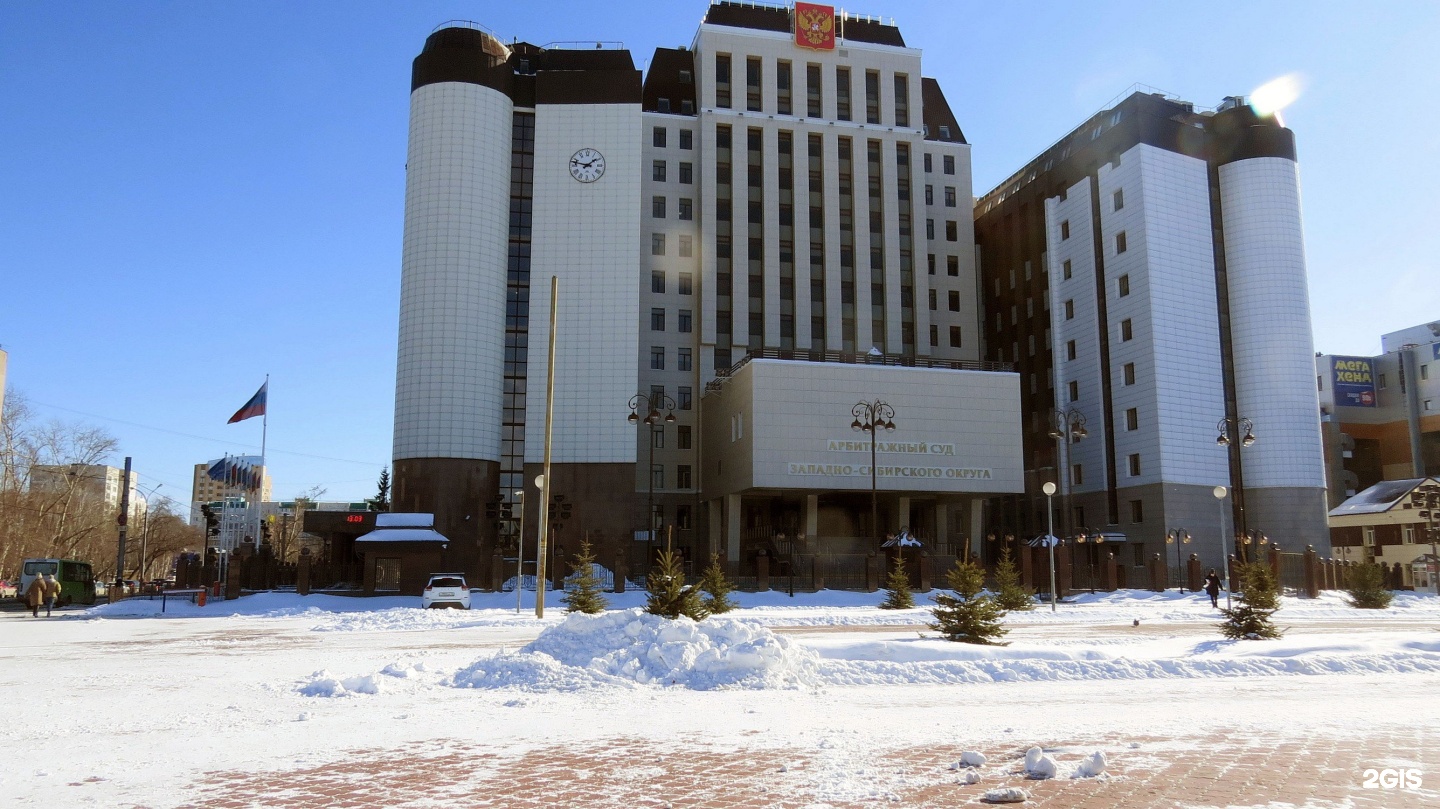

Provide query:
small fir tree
left=930, top=558, right=1008, bottom=645
left=1219, top=561, right=1283, bottom=640
left=992, top=546, right=1035, bottom=611
left=699, top=553, right=738, bottom=614
left=1344, top=562, right=1393, bottom=609
left=645, top=542, right=708, bottom=620
left=880, top=553, right=915, bottom=610
left=371, top=467, right=391, bottom=512
left=561, top=538, right=609, bottom=614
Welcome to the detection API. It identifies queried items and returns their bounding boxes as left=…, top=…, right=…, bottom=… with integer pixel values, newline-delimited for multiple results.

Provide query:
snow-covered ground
left=2, top=588, right=1436, bottom=807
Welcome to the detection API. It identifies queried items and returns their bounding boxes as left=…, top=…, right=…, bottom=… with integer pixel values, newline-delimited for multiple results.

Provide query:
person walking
left=1203, top=569, right=1222, bottom=609
left=24, top=575, right=45, bottom=618
left=40, top=573, right=62, bottom=616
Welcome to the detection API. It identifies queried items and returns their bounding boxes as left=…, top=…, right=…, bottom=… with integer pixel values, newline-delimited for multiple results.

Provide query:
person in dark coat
left=1203, top=569, right=1222, bottom=609
left=24, top=576, right=45, bottom=617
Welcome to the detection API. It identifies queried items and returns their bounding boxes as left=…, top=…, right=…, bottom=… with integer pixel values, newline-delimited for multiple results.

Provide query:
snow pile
left=298, top=670, right=385, bottom=697
left=453, top=608, right=822, bottom=691
left=1074, top=750, right=1107, bottom=778
left=1023, top=746, right=1058, bottom=779
left=959, top=750, right=987, bottom=768
left=983, top=786, right=1029, bottom=803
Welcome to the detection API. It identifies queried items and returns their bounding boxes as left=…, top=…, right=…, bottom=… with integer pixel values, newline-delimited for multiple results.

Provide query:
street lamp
left=1042, top=481, right=1058, bottom=612
left=1217, top=416, right=1257, bottom=541
left=851, top=399, right=897, bottom=550
left=1073, top=527, right=1104, bottom=594
left=1048, top=408, right=1088, bottom=542
left=629, top=392, right=676, bottom=571
left=1213, top=485, right=1232, bottom=609
left=1165, top=527, right=1191, bottom=592
left=1237, top=529, right=1269, bottom=565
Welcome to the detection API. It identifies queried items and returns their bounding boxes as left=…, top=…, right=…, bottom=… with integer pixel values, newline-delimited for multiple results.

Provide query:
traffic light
left=201, top=504, right=220, bottom=537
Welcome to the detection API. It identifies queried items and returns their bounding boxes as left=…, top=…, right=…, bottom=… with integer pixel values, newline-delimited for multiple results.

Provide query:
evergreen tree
left=645, top=542, right=708, bottom=620
left=1219, top=561, right=1283, bottom=640
left=1344, top=562, right=1393, bottom=609
left=699, top=553, right=738, bottom=614
left=992, top=546, right=1036, bottom=611
left=561, top=538, right=609, bottom=614
left=372, top=467, right=391, bottom=512
left=880, top=553, right=915, bottom=610
left=929, top=558, right=1008, bottom=645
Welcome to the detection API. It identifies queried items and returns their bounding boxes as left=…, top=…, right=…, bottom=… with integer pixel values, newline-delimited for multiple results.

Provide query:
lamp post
left=1165, top=527, right=1190, bottom=592
left=1237, top=529, right=1269, bottom=565
left=1213, top=485, right=1232, bottom=609
left=1042, top=481, right=1058, bottom=612
left=1048, top=408, right=1088, bottom=542
left=1073, top=527, right=1103, bottom=594
left=133, top=484, right=163, bottom=583
left=513, top=488, right=525, bottom=614
left=851, top=400, right=897, bottom=550
left=1217, top=416, right=1257, bottom=544
left=1409, top=481, right=1440, bottom=592
left=629, top=392, right=677, bottom=572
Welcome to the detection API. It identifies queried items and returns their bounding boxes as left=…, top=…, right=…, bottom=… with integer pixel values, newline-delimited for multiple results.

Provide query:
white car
left=421, top=574, right=470, bottom=610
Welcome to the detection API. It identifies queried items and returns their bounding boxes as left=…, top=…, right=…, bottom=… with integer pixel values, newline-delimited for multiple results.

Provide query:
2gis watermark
left=1361, top=768, right=1422, bottom=790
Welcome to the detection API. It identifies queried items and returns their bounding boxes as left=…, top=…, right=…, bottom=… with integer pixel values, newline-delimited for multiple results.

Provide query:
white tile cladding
left=704, top=359, right=1023, bottom=498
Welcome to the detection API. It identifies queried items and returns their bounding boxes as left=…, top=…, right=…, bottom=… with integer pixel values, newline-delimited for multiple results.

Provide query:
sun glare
left=1250, top=74, right=1304, bottom=118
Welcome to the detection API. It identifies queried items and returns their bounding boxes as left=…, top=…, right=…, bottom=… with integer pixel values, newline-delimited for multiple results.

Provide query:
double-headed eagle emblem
left=796, top=5, right=834, bottom=47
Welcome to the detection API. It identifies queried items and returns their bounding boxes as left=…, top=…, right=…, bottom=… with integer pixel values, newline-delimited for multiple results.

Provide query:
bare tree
left=272, top=485, right=328, bottom=563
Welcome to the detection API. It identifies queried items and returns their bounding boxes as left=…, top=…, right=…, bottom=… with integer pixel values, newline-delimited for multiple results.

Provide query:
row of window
left=652, top=127, right=694, bottom=150
left=713, top=54, right=912, bottom=128
left=651, top=196, right=694, bottom=220
left=650, top=270, right=694, bottom=295
left=1069, top=452, right=1144, bottom=487
left=645, top=466, right=694, bottom=492
left=649, top=346, right=693, bottom=371
left=652, top=160, right=695, bottom=184
left=650, top=307, right=693, bottom=333
left=924, top=185, right=959, bottom=207
left=645, top=422, right=695, bottom=451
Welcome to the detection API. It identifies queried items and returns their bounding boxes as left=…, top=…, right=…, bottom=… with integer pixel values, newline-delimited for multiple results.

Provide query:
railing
left=706, top=349, right=1013, bottom=392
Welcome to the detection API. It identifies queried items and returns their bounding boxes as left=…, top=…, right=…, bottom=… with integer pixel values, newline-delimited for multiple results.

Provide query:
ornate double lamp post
left=1048, top=408, right=1088, bottom=540
left=1166, top=528, right=1191, bottom=592
left=1073, top=527, right=1105, bottom=594
left=629, top=392, right=676, bottom=568
left=851, top=400, right=896, bottom=549
left=1217, top=416, right=1257, bottom=543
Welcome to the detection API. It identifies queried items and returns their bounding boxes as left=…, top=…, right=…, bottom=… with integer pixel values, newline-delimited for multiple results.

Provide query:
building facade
left=190, top=456, right=271, bottom=552
left=391, top=2, right=1024, bottom=579
left=974, top=91, right=1330, bottom=570
left=31, top=463, right=142, bottom=517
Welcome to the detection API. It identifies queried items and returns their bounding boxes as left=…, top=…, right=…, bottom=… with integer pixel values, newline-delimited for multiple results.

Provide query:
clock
left=568, top=148, right=605, bottom=183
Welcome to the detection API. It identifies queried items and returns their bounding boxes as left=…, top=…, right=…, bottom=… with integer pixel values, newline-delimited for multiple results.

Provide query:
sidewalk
left=186, top=728, right=1435, bottom=808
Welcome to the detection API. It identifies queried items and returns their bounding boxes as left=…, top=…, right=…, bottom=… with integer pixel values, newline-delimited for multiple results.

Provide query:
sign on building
left=1331, top=356, right=1377, bottom=407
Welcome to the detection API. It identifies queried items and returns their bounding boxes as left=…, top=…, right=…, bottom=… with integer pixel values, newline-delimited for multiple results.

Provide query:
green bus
left=20, top=558, right=97, bottom=607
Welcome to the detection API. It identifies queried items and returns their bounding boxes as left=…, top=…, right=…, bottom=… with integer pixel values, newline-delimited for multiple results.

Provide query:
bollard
left=197, top=589, right=207, bottom=607
left=756, top=550, right=770, bottom=592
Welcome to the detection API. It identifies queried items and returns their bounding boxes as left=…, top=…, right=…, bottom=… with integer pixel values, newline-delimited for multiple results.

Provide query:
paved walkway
left=184, top=728, right=1435, bottom=808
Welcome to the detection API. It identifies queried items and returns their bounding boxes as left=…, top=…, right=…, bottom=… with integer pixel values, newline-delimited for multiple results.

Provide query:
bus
left=19, top=559, right=97, bottom=607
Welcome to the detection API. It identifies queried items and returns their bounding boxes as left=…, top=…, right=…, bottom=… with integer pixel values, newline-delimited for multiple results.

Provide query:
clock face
left=569, top=148, right=605, bottom=183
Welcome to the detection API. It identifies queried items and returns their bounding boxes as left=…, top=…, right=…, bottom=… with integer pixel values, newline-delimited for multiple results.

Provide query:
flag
left=228, top=382, right=267, bottom=424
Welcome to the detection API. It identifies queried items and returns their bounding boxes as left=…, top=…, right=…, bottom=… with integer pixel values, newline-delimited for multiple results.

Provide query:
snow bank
left=452, top=609, right=821, bottom=691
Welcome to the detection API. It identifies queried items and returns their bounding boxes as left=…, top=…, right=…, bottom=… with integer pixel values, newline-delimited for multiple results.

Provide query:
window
left=652, top=160, right=666, bottom=182
left=678, top=425, right=692, bottom=450
left=651, top=466, right=664, bottom=489
left=1128, top=453, right=1142, bottom=476
left=652, top=196, right=666, bottom=218
left=927, top=254, right=936, bottom=275
left=678, top=309, right=692, bottom=333
left=806, top=63, right=822, bottom=117
left=1123, top=362, right=1136, bottom=385
left=1064, top=299, right=1074, bottom=320
left=928, top=289, right=937, bottom=310
left=948, top=290, right=960, bottom=312
left=1121, top=319, right=1133, bottom=341
left=926, top=219, right=935, bottom=240
left=1068, top=380, right=1079, bottom=402
left=1118, top=274, right=1130, bottom=296
left=925, top=185, right=934, bottom=205
left=929, top=324, right=938, bottom=346
left=746, top=57, right=762, bottom=112
left=674, top=163, right=693, bottom=186
left=679, top=198, right=693, bottom=220
left=658, top=98, right=671, bottom=113
left=650, top=347, right=664, bottom=369
left=1116, top=231, right=1127, bottom=254
left=1379, top=373, right=1388, bottom=389
left=1066, top=340, right=1076, bottom=360
left=678, top=386, right=693, bottom=410
left=679, top=272, right=693, bottom=294
left=864, top=70, right=880, bottom=123
left=679, top=69, right=692, bottom=84
left=1113, top=189, right=1124, bottom=211
left=1130, top=499, right=1143, bottom=523
left=1426, top=399, right=1434, bottom=412
left=949, top=325, right=962, bottom=347
left=893, top=73, right=908, bottom=127
left=677, top=348, right=692, bottom=371
left=776, top=60, right=792, bottom=115
left=715, top=54, right=731, bottom=108
left=924, top=153, right=932, bottom=172
left=1422, top=364, right=1431, bottom=380
left=947, top=255, right=959, bottom=277
left=677, top=465, right=693, bottom=489
left=945, top=221, right=958, bottom=241
left=944, top=186, right=956, bottom=207
left=679, top=129, right=693, bottom=150
left=835, top=66, right=851, bottom=121
left=650, top=233, right=666, bottom=256
left=651, top=308, right=665, bottom=331
left=1073, top=464, right=1084, bottom=486
left=942, top=155, right=955, bottom=174
left=1062, top=259, right=1072, bottom=280
left=676, top=504, right=693, bottom=529
left=1060, top=220, right=1070, bottom=240
left=653, top=127, right=666, bottom=148
left=1126, top=407, right=1138, bottom=431
left=651, top=270, right=665, bottom=294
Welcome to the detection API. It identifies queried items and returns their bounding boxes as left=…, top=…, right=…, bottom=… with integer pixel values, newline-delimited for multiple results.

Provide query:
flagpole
left=257, top=374, right=269, bottom=551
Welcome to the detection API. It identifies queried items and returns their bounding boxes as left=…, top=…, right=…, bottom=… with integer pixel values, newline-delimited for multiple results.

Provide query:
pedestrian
left=24, top=575, right=46, bottom=618
left=41, top=573, right=62, bottom=617
left=1203, top=569, right=1222, bottom=609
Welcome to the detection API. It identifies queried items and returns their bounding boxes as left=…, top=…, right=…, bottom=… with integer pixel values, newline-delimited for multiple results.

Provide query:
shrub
left=930, top=558, right=1008, bottom=645
left=1345, top=562, right=1393, bottom=609
left=879, top=553, right=914, bottom=609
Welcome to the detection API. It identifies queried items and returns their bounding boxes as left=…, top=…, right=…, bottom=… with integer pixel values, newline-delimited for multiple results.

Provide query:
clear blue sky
left=3, top=1, right=1437, bottom=510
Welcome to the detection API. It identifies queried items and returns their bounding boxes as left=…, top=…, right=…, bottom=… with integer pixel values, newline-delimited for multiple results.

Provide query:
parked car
left=0, top=580, right=15, bottom=599
left=421, top=574, right=470, bottom=610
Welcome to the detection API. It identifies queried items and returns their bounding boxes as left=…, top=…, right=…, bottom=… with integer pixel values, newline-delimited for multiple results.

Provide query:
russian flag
left=228, top=382, right=267, bottom=424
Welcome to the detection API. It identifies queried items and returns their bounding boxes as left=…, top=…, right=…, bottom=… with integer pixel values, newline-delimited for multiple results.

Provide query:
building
left=973, top=90, right=1330, bottom=571
left=30, top=463, right=142, bottom=518
left=391, top=2, right=1024, bottom=580
left=1317, top=320, right=1440, bottom=504
left=1327, top=477, right=1439, bottom=588
left=190, top=456, right=272, bottom=552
